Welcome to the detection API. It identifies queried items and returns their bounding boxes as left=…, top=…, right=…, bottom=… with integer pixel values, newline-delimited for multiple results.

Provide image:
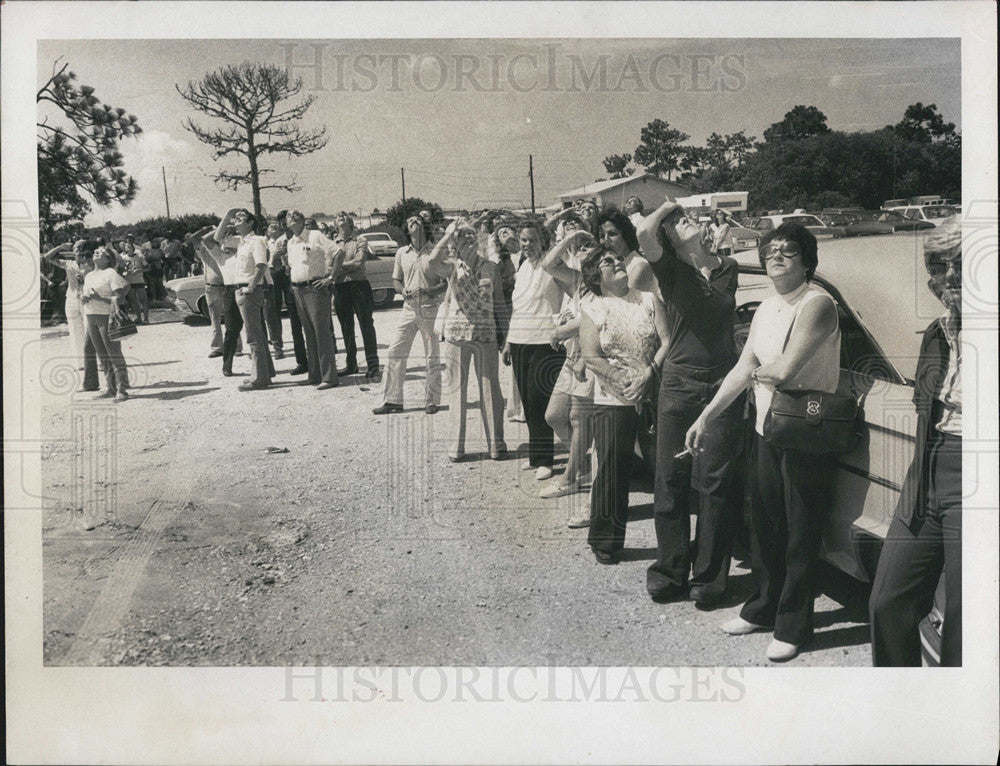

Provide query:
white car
left=888, top=205, right=960, bottom=226
left=358, top=231, right=400, bottom=258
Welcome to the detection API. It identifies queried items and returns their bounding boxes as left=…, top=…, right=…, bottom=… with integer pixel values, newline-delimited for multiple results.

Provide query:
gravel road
left=41, top=302, right=873, bottom=667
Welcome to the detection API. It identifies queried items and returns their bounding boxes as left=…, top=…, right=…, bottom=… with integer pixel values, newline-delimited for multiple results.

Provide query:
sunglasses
left=762, top=241, right=802, bottom=261
left=598, top=253, right=627, bottom=267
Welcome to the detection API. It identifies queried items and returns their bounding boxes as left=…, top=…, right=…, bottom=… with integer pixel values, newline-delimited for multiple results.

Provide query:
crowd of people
left=44, top=197, right=963, bottom=667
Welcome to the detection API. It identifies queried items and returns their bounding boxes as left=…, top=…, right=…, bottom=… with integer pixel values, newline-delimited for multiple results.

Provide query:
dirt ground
left=40, top=301, right=873, bottom=667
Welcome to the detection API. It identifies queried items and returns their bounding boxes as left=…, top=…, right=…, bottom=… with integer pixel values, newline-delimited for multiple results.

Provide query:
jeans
left=85, top=314, right=129, bottom=394
left=647, top=362, right=744, bottom=596
left=235, top=287, right=275, bottom=386
left=292, top=283, right=339, bottom=385
left=870, top=432, right=961, bottom=666
left=269, top=270, right=308, bottom=365
left=509, top=343, right=566, bottom=468
left=588, top=405, right=639, bottom=554
left=334, top=280, right=379, bottom=370
left=740, top=435, right=833, bottom=645
left=384, top=300, right=441, bottom=406
left=444, top=340, right=504, bottom=454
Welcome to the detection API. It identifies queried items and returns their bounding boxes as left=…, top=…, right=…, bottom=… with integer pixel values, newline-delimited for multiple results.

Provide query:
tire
left=371, top=287, right=395, bottom=310
left=197, top=295, right=209, bottom=317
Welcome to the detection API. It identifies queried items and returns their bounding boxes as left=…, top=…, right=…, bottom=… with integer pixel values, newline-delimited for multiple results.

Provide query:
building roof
left=556, top=173, right=689, bottom=200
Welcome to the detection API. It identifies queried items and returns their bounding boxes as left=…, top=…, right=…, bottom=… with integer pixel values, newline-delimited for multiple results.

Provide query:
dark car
left=845, top=210, right=937, bottom=237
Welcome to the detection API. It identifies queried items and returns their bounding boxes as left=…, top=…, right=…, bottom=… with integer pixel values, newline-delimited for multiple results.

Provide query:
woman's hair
left=758, top=222, right=819, bottom=279
left=578, top=243, right=612, bottom=297
left=518, top=221, right=549, bottom=251
left=923, top=215, right=962, bottom=261
left=713, top=209, right=729, bottom=223
left=597, top=207, right=640, bottom=253
left=560, top=211, right=585, bottom=229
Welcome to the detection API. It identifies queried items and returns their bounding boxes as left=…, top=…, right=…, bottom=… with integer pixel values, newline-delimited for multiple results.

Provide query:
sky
left=37, top=38, right=961, bottom=226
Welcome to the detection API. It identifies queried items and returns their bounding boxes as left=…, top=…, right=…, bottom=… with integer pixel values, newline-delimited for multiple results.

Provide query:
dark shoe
left=289, top=364, right=309, bottom=375
left=272, top=346, right=285, bottom=359
left=372, top=402, right=404, bottom=415
left=222, top=369, right=234, bottom=377
left=208, top=349, right=223, bottom=358
left=337, top=363, right=359, bottom=376
left=592, top=549, right=619, bottom=566
left=95, top=389, right=115, bottom=399
left=238, top=382, right=268, bottom=392
left=365, top=366, right=382, bottom=383
left=114, top=391, right=129, bottom=403
left=648, top=585, right=687, bottom=603
left=425, top=404, right=439, bottom=415
left=316, top=381, right=339, bottom=390
left=298, top=379, right=320, bottom=386
left=689, top=585, right=725, bottom=606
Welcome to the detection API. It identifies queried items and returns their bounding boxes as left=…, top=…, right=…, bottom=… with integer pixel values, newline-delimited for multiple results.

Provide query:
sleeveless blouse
left=583, top=289, right=659, bottom=406
left=750, top=284, right=841, bottom=435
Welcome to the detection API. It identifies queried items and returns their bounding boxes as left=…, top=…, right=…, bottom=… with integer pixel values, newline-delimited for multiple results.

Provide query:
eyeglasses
left=762, top=241, right=802, bottom=261
left=598, top=253, right=627, bottom=267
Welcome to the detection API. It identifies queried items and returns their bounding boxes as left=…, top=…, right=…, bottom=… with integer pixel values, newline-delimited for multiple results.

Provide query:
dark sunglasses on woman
left=762, top=241, right=802, bottom=261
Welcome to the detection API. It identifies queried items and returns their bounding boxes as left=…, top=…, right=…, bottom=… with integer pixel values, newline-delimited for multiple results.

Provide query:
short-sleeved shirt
left=62, top=259, right=91, bottom=302
left=286, top=230, right=336, bottom=283
left=394, top=243, right=445, bottom=304
left=648, top=250, right=738, bottom=370
left=506, top=256, right=563, bottom=345
left=332, top=234, right=370, bottom=283
left=267, top=235, right=289, bottom=273
left=230, top=234, right=272, bottom=285
left=82, top=267, right=130, bottom=316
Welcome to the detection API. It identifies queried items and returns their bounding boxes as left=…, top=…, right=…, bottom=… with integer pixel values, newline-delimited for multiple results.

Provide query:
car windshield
left=875, top=211, right=905, bottom=222
left=785, top=215, right=823, bottom=226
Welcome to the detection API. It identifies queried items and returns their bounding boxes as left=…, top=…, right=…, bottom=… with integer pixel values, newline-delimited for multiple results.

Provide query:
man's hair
left=923, top=215, right=962, bottom=264
left=626, top=196, right=644, bottom=213
left=758, top=222, right=819, bottom=279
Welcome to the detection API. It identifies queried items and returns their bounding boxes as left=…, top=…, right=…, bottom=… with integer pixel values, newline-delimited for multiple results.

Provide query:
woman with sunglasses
left=577, top=244, right=670, bottom=563
left=636, top=198, right=745, bottom=608
left=685, top=223, right=840, bottom=662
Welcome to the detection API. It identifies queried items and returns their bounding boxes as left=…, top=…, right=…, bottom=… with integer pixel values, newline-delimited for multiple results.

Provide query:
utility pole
left=400, top=167, right=406, bottom=205
left=528, top=155, right=535, bottom=214
left=161, top=166, right=171, bottom=218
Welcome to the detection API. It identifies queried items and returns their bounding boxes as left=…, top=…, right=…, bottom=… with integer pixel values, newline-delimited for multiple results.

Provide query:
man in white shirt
left=214, top=208, right=275, bottom=390
left=284, top=210, right=341, bottom=390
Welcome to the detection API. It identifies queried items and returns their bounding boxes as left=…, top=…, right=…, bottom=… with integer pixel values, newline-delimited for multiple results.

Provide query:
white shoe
left=540, top=482, right=579, bottom=499
left=567, top=513, right=590, bottom=529
left=766, top=639, right=799, bottom=662
left=535, top=466, right=553, bottom=481
left=521, top=460, right=534, bottom=471
left=721, top=617, right=767, bottom=636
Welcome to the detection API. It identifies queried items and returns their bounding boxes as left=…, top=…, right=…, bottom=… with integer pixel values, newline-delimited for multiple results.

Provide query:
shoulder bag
left=762, top=295, right=860, bottom=455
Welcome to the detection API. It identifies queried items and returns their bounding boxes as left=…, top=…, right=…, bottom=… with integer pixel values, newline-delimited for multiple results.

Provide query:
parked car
left=166, top=274, right=208, bottom=316
left=358, top=231, right=400, bottom=258
left=727, top=222, right=763, bottom=252
left=845, top=210, right=937, bottom=236
left=747, top=213, right=847, bottom=239
left=638, top=232, right=945, bottom=662
left=890, top=205, right=960, bottom=226
left=166, top=249, right=399, bottom=317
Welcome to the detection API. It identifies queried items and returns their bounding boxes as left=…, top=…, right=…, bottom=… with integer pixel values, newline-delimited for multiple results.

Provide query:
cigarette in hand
left=673, top=448, right=692, bottom=459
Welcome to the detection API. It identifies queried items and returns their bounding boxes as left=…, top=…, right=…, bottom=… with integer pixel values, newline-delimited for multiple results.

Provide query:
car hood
left=165, top=275, right=205, bottom=291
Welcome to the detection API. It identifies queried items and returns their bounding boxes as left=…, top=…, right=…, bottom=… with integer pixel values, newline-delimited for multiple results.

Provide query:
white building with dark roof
left=555, top=173, right=690, bottom=213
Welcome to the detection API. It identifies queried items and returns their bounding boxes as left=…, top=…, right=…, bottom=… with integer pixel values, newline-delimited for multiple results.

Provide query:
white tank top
left=751, top=284, right=841, bottom=435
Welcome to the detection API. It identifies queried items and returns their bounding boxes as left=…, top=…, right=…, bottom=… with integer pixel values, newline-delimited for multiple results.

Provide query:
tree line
left=600, top=103, right=960, bottom=211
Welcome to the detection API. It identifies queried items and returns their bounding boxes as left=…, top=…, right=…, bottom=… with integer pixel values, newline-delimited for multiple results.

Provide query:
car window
left=923, top=206, right=954, bottom=219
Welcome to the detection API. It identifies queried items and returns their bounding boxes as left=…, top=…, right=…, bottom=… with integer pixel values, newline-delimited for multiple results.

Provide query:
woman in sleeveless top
left=685, top=223, right=841, bottom=662
left=538, top=213, right=596, bottom=504
left=430, top=219, right=510, bottom=462
left=577, top=244, right=670, bottom=565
